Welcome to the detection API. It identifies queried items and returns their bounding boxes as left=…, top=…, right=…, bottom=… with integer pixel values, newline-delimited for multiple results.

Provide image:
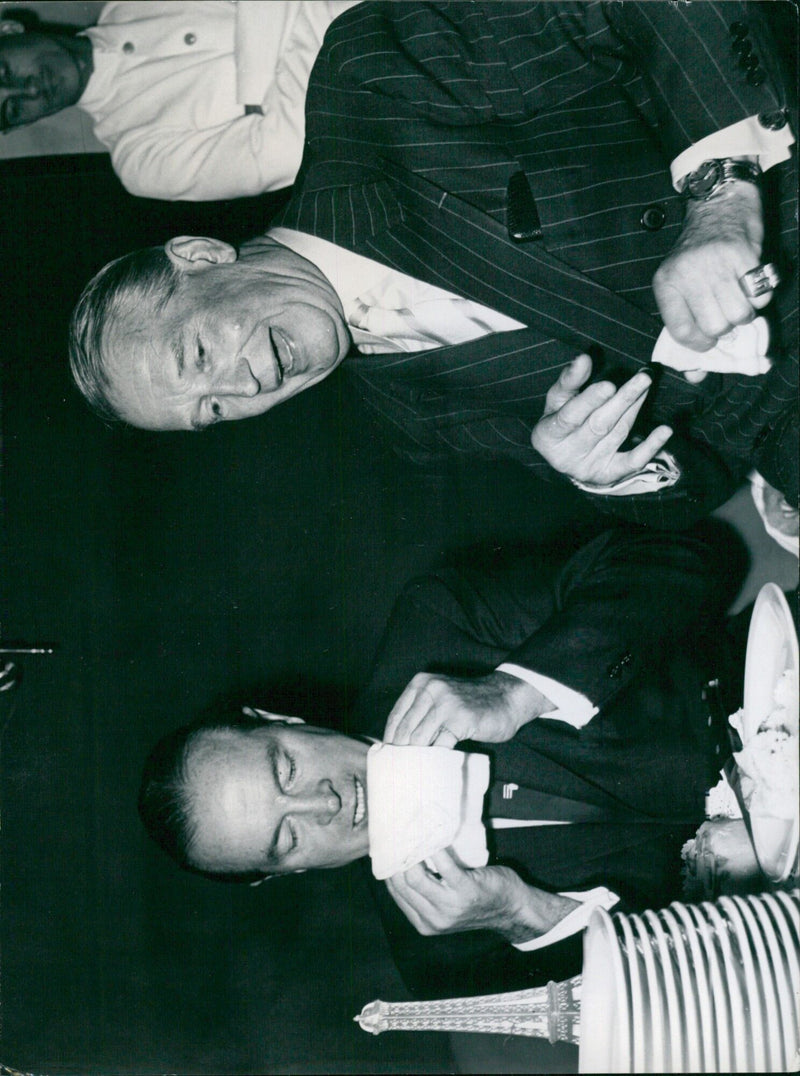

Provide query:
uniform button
left=640, top=204, right=666, bottom=231
left=747, top=68, right=766, bottom=86
left=184, top=32, right=197, bottom=45
left=729, top=21, right=748, bottom=39
left=740, top=52, right=759, bottom=71
left=759, top=109, right=787, bottom=130
left=122, top=41, right=134, bottom=54
left=732, top=37, right=751, bottom=58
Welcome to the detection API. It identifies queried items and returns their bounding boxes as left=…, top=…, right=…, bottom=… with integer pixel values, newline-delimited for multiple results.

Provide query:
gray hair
left=68, top=246, right=180, bottom=424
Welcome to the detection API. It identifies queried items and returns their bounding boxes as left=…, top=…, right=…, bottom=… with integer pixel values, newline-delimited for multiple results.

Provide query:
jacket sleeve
left=591, top=0, right=791, bottom=160
left=502, top=522, right=745, bottom=712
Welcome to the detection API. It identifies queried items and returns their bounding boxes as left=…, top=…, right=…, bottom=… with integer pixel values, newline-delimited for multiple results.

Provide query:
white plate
left=724, top=895, right=782, bottom=1072
left=618, top=912, right=647, bottom=1073
left=630, top=914, right=665, bottom=1073
left=741, top=583, right=799, bottom=882
left=644, top=910, right=684, bottom=1072
left=746, top=893, right=798, bottom=1066
left=672, top=901, right=717, bottom=1072
left=579, top=907, right=631, bottom=1074
left=702, top=901, right=749, bottom=1071
left=661, top=906, right=702, bottom=1073
left=687, top=903, right=732, bottom=1072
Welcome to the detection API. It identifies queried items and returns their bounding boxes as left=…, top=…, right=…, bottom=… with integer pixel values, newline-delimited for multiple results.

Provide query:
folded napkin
left=652, top=317, right=771, bottom=377
left=367, top=744, right=490, bottom=880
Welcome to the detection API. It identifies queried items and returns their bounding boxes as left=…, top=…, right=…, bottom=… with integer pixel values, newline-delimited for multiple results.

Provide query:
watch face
left=687, top=160, right=722, bottom=198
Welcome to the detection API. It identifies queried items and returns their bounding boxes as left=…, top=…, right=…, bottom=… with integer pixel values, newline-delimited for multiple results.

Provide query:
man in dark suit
left=138, top=521, right=747, bottom=996
left=70, top=1, right=797, bottom=525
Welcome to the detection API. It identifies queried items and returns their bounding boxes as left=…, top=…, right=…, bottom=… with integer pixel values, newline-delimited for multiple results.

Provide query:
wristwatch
left=681, top=158, right=762, bottom=201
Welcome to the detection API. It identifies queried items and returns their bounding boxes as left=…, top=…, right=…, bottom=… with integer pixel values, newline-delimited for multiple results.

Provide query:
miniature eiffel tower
left=355, top=975, right=581, bottom=1044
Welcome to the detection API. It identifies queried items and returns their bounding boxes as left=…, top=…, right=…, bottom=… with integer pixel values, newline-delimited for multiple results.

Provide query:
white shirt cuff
left=512, top=887, right=620, bottom=951
left=671, top=116, right=794, bottom=189
left=569, top=450, right=680, bottom=497
left=496, top=663, right=598, bottom=729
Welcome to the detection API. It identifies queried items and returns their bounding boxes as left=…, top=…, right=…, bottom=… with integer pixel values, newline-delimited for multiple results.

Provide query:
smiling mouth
left=353, top=776, right=366, bottom=827
left=269, top=329, right=295, bottom=384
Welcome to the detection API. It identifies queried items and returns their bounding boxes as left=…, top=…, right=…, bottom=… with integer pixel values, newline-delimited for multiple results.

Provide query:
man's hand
left=653, top=181, right=769, bottom=352
left=383, top=670, right=551, bottom=747
left=531, top=355, right=672, bottom=486
left=386, top=850, right=578, bottom=943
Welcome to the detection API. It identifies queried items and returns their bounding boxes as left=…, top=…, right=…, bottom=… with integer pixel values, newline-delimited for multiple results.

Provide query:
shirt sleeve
left=671, top=117, right=794, bottom=189
left=512, top=887, right=620, bottom=952
left=496, top=663, right=598, bottom=729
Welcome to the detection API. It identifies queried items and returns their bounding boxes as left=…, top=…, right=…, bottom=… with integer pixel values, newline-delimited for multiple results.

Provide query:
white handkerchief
left=367, top=744, right=490, bottom=880
left=652, top=317, right=771, bottom=376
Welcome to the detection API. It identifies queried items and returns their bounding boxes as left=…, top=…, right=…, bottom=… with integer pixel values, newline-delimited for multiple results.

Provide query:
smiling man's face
left=184, top=722, right=370, bottom=876
left=103, top=237, right=351, bottom=431
left=0, top=26, right=92, bottom=131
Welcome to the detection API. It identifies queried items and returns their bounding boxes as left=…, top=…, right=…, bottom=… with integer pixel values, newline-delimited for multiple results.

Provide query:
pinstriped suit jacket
left=275, top=1, right=798, bottom=526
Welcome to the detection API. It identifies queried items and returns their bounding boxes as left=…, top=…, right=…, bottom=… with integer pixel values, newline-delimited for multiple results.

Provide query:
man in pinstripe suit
left=70, top=1, right=797, bottom=526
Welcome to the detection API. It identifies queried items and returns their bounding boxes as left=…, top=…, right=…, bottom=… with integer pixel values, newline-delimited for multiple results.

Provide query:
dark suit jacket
left=275, top=1, right=798, bottom=525
left=350, top=522, right=747, bottom=998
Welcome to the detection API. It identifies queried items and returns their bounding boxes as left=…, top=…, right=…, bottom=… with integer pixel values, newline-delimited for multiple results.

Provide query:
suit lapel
left=283, top=169, right=703, bottom=420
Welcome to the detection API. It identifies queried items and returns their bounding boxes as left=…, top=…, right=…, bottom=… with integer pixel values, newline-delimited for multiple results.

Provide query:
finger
left=712, top=277, right=757, bottom=332
left=384, top=684, right=433, bottom=744
left=427, top=848, right=468, bottom=885
left=585, top=386, right=654, bottom=465
left=431, top=726, right=459, bottom=749
left=620, top=424, right=673, bottom=472
left=549, top=380, right=617, bottom=435
left=658, top=285, right=718, bottom=351
left=583, top=371, right=652, bottom=440
left=543, top=354, right=593, bottom=415
left=407, top=707, right=454, bottom=747
left=383, top=683, right=419, bottom=742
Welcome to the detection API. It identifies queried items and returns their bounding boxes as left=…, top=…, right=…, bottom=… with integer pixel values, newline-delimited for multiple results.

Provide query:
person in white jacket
left=0, top=1, right=357, bottom=200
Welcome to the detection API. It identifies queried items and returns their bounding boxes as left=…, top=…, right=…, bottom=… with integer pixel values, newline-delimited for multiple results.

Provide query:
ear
left=164, top=236, right=237, bottom=273
left=241, top=706, right=306, bottom=726
left=0, top=20, right=26, bottom=36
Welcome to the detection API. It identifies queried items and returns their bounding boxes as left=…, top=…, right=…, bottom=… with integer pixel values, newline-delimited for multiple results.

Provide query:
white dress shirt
left=80, top=1, right=356, bottom=200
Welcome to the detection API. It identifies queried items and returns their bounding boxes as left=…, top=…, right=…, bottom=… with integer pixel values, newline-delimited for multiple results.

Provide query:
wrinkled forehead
left=101, top=289, right=188, bottom=428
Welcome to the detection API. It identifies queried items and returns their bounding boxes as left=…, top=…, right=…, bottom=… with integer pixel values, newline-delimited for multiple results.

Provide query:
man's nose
left=216, top=358, right=260, bottom=397
left=294, top=780, right=340, bottom=825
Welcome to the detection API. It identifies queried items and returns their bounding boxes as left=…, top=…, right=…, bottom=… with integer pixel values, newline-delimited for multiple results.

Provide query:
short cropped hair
left=68, top=246, right=180, bottom=424
left=138, top=713, right=270, bottom=885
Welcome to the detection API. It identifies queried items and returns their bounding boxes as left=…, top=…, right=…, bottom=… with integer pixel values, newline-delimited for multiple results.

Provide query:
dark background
left=0, top=154, right=597, bottom=1075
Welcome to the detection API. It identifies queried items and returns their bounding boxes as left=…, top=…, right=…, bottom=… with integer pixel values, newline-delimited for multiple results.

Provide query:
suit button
left=732, top=37, right=752, bottom=59
left=747, top=67, right=766, bottom=86
left=640, top=204, right=666, bottom=231
left=729, top=21, right=748, bottom=39
left=184, top=32, right=197, bottom=45
left=122, top=41, right=134, bottom=54
left=759, top=109, right=788, bottom=131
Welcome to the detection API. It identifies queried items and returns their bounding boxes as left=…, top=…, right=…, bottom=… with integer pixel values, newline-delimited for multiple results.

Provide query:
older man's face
left=185, top=722, right=370, bottom=875
left=104, top=238, right=351, bottom=431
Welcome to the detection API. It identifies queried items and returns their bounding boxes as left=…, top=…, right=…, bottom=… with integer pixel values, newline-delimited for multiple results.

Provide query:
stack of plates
left=580, top=890, right=800, bottom=1073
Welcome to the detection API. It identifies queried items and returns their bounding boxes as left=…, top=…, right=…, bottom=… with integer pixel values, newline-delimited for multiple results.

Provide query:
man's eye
left=280, top=753, right=296, bottom=790
left=196, top=340, right=207, bottom=370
